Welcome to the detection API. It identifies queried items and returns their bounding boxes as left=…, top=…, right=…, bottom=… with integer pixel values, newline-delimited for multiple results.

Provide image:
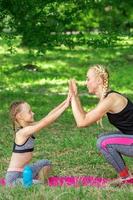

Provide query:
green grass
left=0, top=36, right=133, bottom=199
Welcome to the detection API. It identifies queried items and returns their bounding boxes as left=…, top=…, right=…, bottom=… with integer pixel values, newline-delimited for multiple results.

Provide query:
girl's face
left=18, top=103, right=35, bottom=123
left=86, top=69, right=101, bottom=94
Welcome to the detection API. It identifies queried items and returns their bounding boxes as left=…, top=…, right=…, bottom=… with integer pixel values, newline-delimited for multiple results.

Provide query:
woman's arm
left=70, top=80, right=112, bottom=127
left=71, top=95, right=112, bottom=127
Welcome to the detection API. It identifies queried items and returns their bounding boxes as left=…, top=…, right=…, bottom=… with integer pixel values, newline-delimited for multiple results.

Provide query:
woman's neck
left=95, top=87, right=104, bottom=99
left=95, top=86, right=110, bottom=99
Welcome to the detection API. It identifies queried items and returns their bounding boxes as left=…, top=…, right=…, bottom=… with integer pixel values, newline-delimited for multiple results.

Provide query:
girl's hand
left=65, top=90, right=71, bottom=108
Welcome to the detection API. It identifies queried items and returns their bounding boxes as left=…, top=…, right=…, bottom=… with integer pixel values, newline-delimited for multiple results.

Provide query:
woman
left=69, top=64, right=133, bottom=185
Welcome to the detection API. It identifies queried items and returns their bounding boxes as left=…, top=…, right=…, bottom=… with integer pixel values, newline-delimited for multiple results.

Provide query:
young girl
left=69, top=64, right=133, bottom=185
left=5, top=95, right=70, bottom=186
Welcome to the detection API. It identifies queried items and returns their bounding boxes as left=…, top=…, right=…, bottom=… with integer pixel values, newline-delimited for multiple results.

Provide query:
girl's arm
left=46, top=99, right=68, bottom=117
left=17, top=95, right=71, bottom=138
left=70, top=80, right=112, bottom=127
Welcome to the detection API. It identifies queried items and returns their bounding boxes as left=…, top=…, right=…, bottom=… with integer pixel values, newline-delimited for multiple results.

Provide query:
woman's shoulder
left=105, top=90, right=122, bottom=97
left=105, top=90, right=129, bottom=101
left=106, top=91, right=129, bottom=103
left=105, top=91, right=130, bottom=113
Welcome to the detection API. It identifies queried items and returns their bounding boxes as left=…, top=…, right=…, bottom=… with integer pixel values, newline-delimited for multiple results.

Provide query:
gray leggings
left=5, top=159, right=51, bottom=186
left=97, top=131, right=133, bottom=174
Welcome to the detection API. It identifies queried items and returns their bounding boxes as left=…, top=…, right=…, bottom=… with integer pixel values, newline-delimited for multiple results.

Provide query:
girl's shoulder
left=15, top=126, right=23, bottom=132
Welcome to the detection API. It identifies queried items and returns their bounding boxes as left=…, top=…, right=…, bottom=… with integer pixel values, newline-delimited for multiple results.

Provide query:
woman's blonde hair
left=89, top=64, right=109, bottom=127
left=9, top=101, right=25, bottom=133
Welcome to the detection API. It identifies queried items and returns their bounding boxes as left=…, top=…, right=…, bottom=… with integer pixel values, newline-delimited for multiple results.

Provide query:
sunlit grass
left=117, top=36, right=133, bottom=46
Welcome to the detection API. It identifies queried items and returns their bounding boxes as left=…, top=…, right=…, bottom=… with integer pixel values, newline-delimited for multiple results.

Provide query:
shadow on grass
left=0, top=45, right=133, bottom=99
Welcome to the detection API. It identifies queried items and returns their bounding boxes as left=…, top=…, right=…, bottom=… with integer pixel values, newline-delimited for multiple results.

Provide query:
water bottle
left=23, top=165, right=33, bottom=187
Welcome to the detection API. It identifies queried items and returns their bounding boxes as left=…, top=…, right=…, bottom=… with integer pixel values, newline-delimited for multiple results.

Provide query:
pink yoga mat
left=1, top=176, right=133, bottom=187
left=0, top=178, right=5, bottom=186
left=48, top=176, right=110, bottom=187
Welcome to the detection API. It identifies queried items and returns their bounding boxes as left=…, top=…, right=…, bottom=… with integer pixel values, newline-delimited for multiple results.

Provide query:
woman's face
left=86, top=69, right=101, bottom=94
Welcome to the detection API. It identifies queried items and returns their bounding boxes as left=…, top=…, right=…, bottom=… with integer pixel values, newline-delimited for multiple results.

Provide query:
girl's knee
left=42, top=159, right=52, bottom=166
left=36, top=159, right=52, bottom=167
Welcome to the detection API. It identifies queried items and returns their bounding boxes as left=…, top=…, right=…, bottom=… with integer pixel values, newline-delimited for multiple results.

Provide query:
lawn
left=0, top=36, right=133, bottom=199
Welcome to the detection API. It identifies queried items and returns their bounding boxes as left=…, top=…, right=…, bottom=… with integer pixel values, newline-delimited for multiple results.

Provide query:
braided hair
left=89, top=64, right=109, bottom=127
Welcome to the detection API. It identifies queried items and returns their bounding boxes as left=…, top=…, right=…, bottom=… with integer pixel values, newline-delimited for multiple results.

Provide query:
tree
left=0, top=0, right=132, bottom=50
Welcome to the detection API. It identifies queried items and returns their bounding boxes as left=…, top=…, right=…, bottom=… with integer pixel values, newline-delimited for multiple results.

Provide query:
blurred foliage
left=0, top=0, right=133, bottom=51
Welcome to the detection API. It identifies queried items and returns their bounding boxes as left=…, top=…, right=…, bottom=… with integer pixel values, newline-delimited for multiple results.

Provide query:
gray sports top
left=13, top=130, right=35, bottom=153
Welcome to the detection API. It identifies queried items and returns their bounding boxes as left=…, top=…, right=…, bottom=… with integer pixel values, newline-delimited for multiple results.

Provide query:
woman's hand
left=69, top=79, right=78, bottom=96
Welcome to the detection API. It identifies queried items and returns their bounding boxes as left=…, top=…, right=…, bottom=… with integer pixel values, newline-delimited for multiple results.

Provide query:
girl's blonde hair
left=9, top=101, right=25, bottom=133
left=89, top=64, right=109, bottom=127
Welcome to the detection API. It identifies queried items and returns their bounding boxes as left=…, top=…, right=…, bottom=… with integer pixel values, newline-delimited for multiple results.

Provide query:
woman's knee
left=96, top=133, right=114, bottom=150
left=96, top=135, right=107, bottom=151
left=96, top=137, right=102, bottom=151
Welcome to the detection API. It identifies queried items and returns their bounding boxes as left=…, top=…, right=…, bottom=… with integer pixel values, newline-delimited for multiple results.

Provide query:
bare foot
left=38, top=166, right=52, bottom=184
left=105, top=175, right=133, bottom=187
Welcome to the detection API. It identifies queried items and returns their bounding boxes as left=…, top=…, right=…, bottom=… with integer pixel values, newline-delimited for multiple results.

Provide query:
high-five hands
left=69, top=79, right=78, bottom=96
left=65, top=89, right=72, bottom=108
left=64, top=79, right=78, bottom=108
